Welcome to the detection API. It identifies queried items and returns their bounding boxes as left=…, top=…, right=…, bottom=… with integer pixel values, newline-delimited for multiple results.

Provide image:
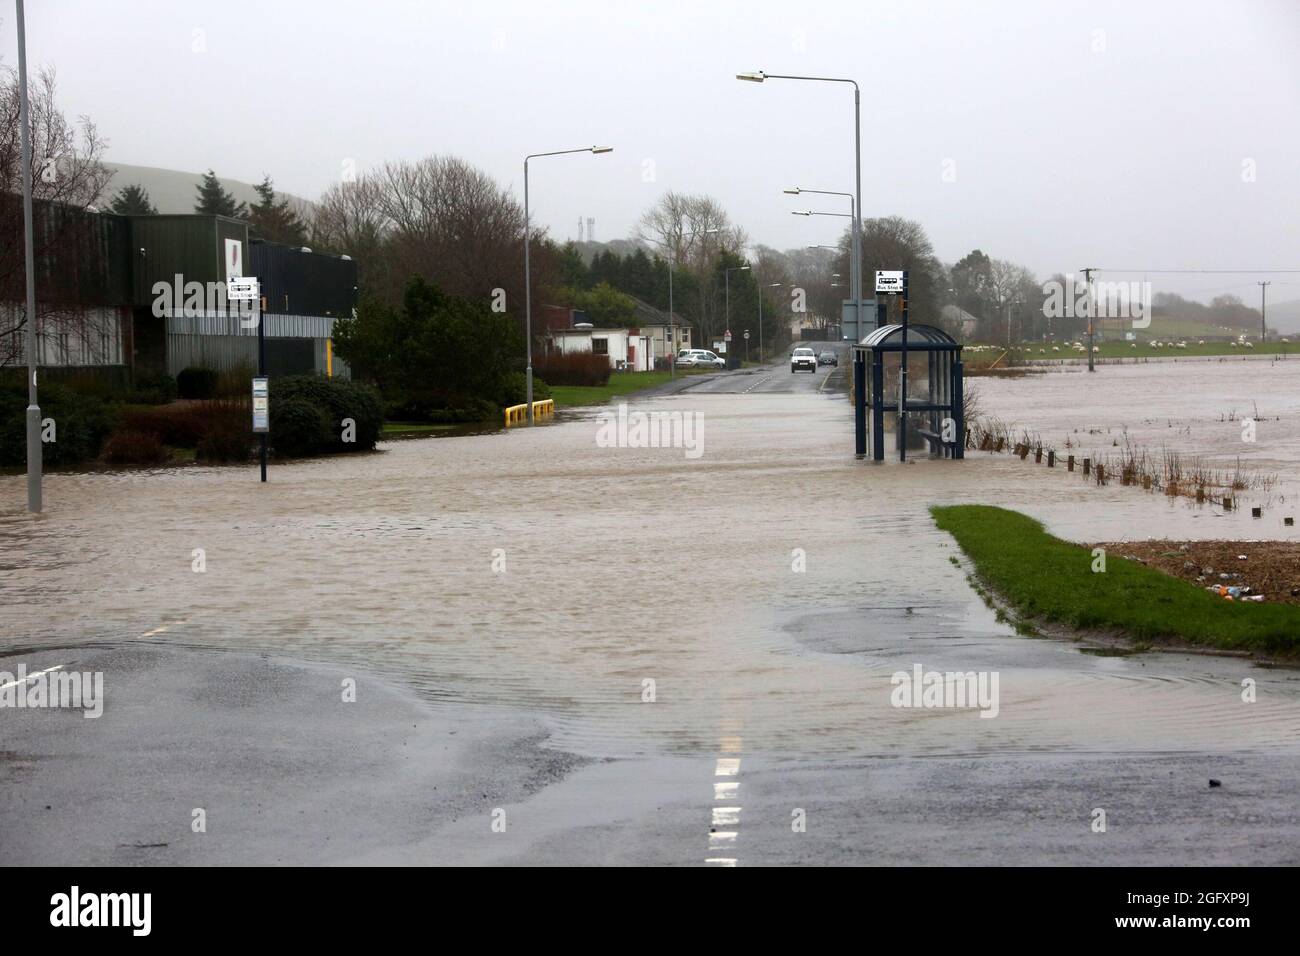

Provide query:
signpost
left=743, top=329, right=750, bottom=364
left=875, top=270, right=905, bottom=294
left=875, top=270, right=910, bottom=460
left=230, top=278, right=267, bottom=482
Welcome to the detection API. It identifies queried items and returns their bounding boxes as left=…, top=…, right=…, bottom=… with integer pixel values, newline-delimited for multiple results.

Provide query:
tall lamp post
left=724, top=264, right=750, bottom=360
left=757, top=281, right=781, bottom=364
left=524, top=145, right=613, bottom=423
left=645, top=227, right=719, bottom=378
left=785, top=188, right=854, bottom=325
left=739, top=70, right=863, bottom=350
left=16, top=0, right=41, bottom=512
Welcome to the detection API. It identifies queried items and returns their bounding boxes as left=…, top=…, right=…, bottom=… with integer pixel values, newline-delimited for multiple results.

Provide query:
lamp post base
left=26, top=403, right=42, bottom=513
left=525, top=366, right=534, bottom=425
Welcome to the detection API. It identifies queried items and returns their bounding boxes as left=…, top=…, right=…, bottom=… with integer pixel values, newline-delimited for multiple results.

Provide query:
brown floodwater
left=2, top=361, right=1298, bottom=761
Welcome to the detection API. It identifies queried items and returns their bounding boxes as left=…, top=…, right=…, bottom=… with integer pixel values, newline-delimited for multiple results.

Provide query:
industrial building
left=1, top=203, right=357, bottom=384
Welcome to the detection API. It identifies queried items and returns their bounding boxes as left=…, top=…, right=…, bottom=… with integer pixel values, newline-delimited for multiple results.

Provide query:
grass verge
left=549, top=370, right=705, bottom=408
left=381, top=422, right=461, bottom=437
left=931, top=504, right=1300, bottom=656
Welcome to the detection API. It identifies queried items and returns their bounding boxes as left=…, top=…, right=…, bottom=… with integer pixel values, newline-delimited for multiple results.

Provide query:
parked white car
left=791, top=347, right=818, bottom=373
left=678, top=349, right=725, bottom=369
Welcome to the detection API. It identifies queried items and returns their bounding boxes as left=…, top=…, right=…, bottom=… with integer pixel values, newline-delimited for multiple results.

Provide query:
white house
left=547, top=325, right=654, bottom=371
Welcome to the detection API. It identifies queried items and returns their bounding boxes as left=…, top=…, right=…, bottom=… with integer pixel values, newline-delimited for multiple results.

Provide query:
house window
left=592, top=338, right=608, bottom=355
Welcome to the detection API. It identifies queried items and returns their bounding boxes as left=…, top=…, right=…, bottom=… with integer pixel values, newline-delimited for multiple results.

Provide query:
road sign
left=724, top=330, right=732, bottom=342
left=228, top=277, right=259, bottom=302
left=743, top=330, right=750, bottom=340
left=875, top=270, right=905, bottom=294
left=251, top=377, right=269, bottom=433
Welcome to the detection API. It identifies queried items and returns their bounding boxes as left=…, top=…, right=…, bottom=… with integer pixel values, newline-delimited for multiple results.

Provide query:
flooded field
left=3, top=360, right=1299, bottom=767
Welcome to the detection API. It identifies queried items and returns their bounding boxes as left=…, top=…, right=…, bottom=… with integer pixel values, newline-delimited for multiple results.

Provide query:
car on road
left=818, top=350, right=838, bottom=367
left=677, top=349, right=726, bottom=369
left=791, top=347, right=818, bottom=373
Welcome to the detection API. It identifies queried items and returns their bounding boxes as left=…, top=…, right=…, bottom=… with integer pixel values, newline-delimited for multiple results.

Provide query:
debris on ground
left=1090, top=539, right=1300, bottom=607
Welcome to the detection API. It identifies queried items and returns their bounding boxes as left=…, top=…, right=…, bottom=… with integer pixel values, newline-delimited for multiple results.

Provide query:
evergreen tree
left=108, top=183, right=157, bottom=215
left=249, top=175, right=307, bottom=245
left=193, top=169, right=248, bottom=218
left=556, top=241, right=590, bottom=289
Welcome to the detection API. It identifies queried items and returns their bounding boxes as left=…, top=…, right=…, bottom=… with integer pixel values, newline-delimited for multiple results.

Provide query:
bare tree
left=309, top=154, right=556, bottom=352
left=0, top=65, right=115, bottom=369
left=637, top=191, right=746, bottom=268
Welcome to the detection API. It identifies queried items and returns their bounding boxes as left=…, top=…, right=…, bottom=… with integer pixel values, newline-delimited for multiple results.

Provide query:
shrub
left=215, top=362, right=256, bottom=399
left=0, top=383, right=111, bottom=466
left=197, top=422, right=252, bottom=463
left=177, top=399, right=251, bottom=463
left=270, top=398, right=332, bottom=458
left=176, top=367, right=219, bottom=400
left=269, top=376, right=383, bottom=452
left=532, top=352, right=611, bottom=386
left=123, top=373, right=177, bottom=405
left=121, top=405, right=207, bottom=447
left=497, top=371, right=549, bottom=408
left=102, top=429, right=169, bottom=465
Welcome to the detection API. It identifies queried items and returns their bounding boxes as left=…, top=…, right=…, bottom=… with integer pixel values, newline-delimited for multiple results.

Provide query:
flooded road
left=2, top=356, right=1298, bottom=864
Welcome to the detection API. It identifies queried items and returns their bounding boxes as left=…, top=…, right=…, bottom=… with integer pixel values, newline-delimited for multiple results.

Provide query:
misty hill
left=99, top=161, right=312, bottom=216
left=1265, top=298, right=1300, bottom=334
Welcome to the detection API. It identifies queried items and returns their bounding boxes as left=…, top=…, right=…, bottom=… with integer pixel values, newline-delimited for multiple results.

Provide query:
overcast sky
left=3, top=0, right=1298, bottom=302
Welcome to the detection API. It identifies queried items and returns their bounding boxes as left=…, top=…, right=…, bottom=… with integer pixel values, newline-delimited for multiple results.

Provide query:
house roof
left=628, top=296, right=686, bottom=326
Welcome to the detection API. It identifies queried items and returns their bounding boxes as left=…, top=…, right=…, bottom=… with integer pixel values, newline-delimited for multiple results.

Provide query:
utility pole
left=1259, top=280, right=1271, bottom=342
left=1082, top=267, right=1097, bottom=373
left=17, top=0, right=42, bottom=512
left=899, top=270, right=910, bottom=461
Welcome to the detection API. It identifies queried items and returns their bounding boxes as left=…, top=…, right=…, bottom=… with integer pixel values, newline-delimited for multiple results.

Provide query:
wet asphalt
left=3, top=344, right=1298, bottom=866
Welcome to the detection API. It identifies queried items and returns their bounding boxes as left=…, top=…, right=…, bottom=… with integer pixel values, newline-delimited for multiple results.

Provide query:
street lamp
left=524, top=145, right=613, bottom=423
left=724, top=265, right=750, bottom=358
left=739, top=71, right=863, bottom=349
left=15, top=0, right=41, bottom=512
left=644, top=227, right=720, bottom=378
left=758, top=281, right=782, bottom=364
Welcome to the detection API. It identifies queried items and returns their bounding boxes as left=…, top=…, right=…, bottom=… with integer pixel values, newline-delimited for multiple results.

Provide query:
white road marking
left=139, top=620, right=185, bottom=639
left=707, top=730, right=743, bottom=866
left=711, top=806, right=742, bottom=827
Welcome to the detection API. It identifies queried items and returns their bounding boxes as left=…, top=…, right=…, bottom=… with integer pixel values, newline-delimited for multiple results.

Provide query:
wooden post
left=1083, top=458, right=1091, bottom=476
left=1047, top=450, right=1055, bottom=468
left=1067, top=455, right=1075, bottom=472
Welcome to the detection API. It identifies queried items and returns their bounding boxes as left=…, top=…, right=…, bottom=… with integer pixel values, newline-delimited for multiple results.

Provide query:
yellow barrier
left=505, top=400, right=555, bottom=427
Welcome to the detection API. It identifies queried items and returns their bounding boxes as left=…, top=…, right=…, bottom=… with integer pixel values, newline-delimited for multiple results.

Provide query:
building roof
left=628, top=296, right=686, bottom=326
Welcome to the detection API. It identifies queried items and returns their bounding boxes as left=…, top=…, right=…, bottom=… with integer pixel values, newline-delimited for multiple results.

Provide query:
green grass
left=381, top=422, right=462, bottom=437
left=931, top=505, right=1300, bottom=655
left=549, top=370, right=706, bottom=408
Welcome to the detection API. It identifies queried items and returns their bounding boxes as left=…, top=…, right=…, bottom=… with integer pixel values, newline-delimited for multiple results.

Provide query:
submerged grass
left=931, top=505, right=1300, bottom=655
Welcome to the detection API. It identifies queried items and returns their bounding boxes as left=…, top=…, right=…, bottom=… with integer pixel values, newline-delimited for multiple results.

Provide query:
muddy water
left=2, top=364, right=1298, bottom=762
left=975, top=357, right=1300, bottom=541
